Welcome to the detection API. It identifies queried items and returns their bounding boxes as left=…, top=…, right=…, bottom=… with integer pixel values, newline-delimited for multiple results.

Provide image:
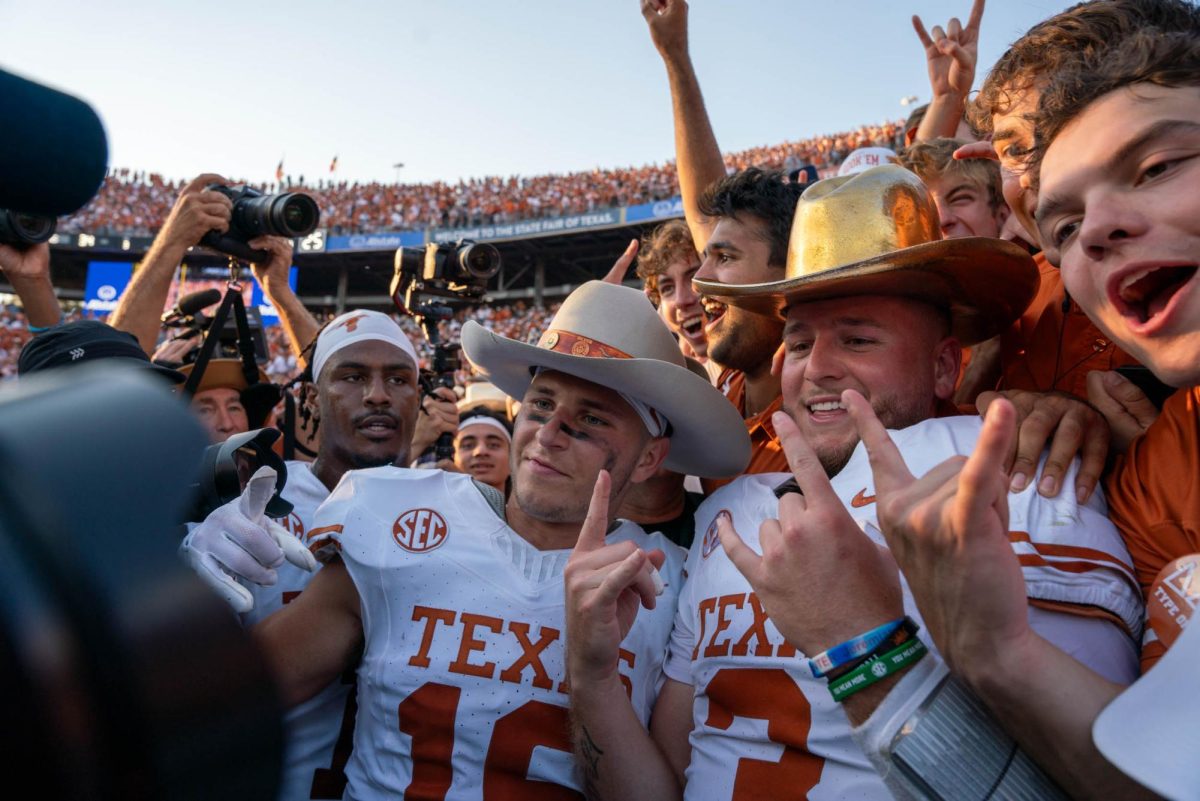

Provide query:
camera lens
left=457, top=243, right=501, bottom=280
left=269, top=194, right=319, bottom=237
left=0, top=209, right=56, bottom=247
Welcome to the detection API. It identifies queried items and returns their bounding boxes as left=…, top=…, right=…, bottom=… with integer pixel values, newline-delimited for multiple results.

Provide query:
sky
left=1, top=0, right=1072, bottom=187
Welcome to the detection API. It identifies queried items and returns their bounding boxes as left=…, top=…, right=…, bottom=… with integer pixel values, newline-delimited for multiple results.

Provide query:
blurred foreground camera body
left=0, top=365, right=282, bottom=800
left=0, top=207, right=56, bottom=248
left=200, top=185, right=319, bottom=263
left=393, top=239, right=500, bottom=302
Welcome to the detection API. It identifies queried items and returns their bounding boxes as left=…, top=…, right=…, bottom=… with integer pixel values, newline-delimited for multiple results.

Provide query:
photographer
left=109, top=173, right=319, bottom=365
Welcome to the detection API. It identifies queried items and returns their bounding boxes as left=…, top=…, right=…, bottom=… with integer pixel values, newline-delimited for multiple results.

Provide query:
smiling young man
left=1027, top=16, right=1200, bottom=795
left=692, top=168, right=803, bottom=492
left=453, top=407, right=511, bottom=493
left=637, top=219, right=713, bottom=368
left=239, top=282, right=748, bottom=799
left=566, top=165, right=1142, bottom=801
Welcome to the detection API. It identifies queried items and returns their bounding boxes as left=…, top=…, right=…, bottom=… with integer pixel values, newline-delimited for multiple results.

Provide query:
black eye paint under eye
left=526, top=409, right=589, bottom=440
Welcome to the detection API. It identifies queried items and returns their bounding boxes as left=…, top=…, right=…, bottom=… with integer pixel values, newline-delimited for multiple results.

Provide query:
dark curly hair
left=698, top=167, right=803, bottom=269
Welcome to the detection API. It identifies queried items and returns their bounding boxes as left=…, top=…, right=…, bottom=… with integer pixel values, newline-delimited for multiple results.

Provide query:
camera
left=188, top=427, right=293, bottom=522
left=392, top=239, right=501, bottom=303
left=391, top=240, right=500, bottom=462
left=200, top=185, right=320, bottom=263
left=0, top=208, right=56, bottom=248
left=162, top=289, right=271, bottom=365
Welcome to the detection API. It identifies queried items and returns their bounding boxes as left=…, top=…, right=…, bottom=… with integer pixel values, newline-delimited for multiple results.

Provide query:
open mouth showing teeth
left=680, top=314, right=705, bottom=336
left=1117, top=265, right=1197, bottom=324
left=701, top=297, right=726, bottom=325
left=808, top=400, right=846, bottom=413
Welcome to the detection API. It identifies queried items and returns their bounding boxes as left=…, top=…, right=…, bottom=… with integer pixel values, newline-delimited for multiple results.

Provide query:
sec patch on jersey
left=392, top=508, right=449, bottom=553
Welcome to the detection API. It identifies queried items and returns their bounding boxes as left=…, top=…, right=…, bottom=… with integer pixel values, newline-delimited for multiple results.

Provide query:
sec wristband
left=809, top=618, right=904, bottom=678
left=829, top=637, right=928, bottom=703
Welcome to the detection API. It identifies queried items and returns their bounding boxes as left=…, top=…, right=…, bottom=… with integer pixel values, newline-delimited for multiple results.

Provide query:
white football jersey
left=665, top=415, right=1143, bottom=801
left=308, top=466, right=686, bottom=801
left=242, top=461, right=356, bottom=801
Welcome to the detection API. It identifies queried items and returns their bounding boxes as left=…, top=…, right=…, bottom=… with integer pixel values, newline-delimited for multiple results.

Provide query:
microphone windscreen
left=0, top=68, right=109, bottom=216
left=176, top=289, right=223, bottom=317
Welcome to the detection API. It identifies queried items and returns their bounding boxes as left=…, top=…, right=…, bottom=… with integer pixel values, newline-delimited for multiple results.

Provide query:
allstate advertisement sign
left=325, top=231, right=426, bottom=252
left=626, top=196, right=684, bottom=223
left=83, top=261, right=134, bottom=313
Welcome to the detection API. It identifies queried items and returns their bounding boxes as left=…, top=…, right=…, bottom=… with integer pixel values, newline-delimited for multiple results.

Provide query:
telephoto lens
left=0, top=208, right=56, bottom=248
left=231, top=189, right=320, bottom=238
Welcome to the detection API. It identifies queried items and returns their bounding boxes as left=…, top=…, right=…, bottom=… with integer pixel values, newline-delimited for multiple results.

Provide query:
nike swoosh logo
left=851, top=489, right=876, bottom=508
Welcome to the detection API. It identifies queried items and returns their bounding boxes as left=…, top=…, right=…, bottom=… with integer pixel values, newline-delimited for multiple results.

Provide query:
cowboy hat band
left=693, top=164, right=1039, bottom=346
left=460, top=281, right=750, bottom=479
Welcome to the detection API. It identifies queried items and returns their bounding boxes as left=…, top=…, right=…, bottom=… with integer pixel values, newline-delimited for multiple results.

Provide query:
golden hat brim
left=693, top=236, right=1038, bottom=346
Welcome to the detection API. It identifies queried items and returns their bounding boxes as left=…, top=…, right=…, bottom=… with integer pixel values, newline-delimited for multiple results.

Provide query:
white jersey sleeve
left=308, top=466, right=684, bottom=801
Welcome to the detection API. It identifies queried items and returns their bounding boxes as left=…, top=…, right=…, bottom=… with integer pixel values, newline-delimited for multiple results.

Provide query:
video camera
left=392, top=239, right=501, bottom=305
left=391, top=240, right=501, bottom=461
left=0, top=207, right=56, bottom=248
left=200, top=184, right=320, bottom=264
left=162, top=286, right=270, bottom=365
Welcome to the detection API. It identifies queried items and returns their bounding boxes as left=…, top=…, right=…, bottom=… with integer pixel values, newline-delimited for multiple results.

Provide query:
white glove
left=182, top=465, right=317, bottom=613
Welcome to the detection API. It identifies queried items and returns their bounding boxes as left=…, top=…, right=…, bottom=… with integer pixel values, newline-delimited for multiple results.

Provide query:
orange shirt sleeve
left=1103, top=387, right=1200, bottom=671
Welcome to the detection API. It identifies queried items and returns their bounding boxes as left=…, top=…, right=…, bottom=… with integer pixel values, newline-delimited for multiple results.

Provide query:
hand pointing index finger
left=575, top=469, right=612, bottom=553
left=843, top=389, right=915, bottom=497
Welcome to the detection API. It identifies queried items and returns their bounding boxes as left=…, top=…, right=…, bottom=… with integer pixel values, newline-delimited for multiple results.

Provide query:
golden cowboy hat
left=460, top=281, right=750, bottom=479
left=693, top=164, right=1039, bottom=345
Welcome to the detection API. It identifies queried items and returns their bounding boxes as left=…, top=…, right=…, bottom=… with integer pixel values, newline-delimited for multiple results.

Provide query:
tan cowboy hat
left=177, top=358, right=270, bottom=393
left=457, top=381, right=511, bottom=416
left=693, top=164, right=1038, bottom=345
left=460, top=281, right=750, bottom=478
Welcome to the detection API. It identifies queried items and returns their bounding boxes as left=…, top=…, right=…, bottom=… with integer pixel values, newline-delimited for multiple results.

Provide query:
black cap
left=18, top=321, right=186, bottom=384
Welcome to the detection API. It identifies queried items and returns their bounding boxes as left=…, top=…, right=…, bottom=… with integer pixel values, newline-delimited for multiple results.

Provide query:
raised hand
left=159, top=173, right=233, bottom=251
left=0, top=241, right=51, bottom=282
left=641, top=0, right=690, bottom=61
left=844, top=388, right=1031, bottom=673
left=601, top=238, right=639, bottom=285
left=717, top=410, right=902, bottom=656
left=912, top=0, right=985, bottom=102
left=248, top=235, right=295, bottom=289
left=181, top=465, right=315, bottom=613
left=565, top=470, right=665, bottom=685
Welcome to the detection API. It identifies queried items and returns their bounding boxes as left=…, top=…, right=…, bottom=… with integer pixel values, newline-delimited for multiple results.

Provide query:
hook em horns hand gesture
left=717, top=410, right=903, bottom=657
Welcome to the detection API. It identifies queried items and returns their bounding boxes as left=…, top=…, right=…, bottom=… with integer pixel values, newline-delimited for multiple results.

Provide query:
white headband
left=312, top=310, right=419, bottom=381
left=617, top=391, right=670, bottom=438
left=458, top=415, right=512, bottom=442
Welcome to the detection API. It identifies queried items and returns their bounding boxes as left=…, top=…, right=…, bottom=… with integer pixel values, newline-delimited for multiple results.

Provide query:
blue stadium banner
left=625, top=196, right=684, bottom=223
left=325, top=231, right=427, bottom=252
left=431, top=209, right=623, bottom=244
left=251, top=266, right=298, bottom=327
left=83, top=261, right=134, bottom=314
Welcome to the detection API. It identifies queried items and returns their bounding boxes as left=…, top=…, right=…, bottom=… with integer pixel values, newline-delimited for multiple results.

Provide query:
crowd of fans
left=0, top=300, right=563, bottom=387
left=59, top=121, right=903, bottom=237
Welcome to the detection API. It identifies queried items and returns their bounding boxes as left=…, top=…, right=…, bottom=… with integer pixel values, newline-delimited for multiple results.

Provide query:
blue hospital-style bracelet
left=808, top=618, right=905, bottom=678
